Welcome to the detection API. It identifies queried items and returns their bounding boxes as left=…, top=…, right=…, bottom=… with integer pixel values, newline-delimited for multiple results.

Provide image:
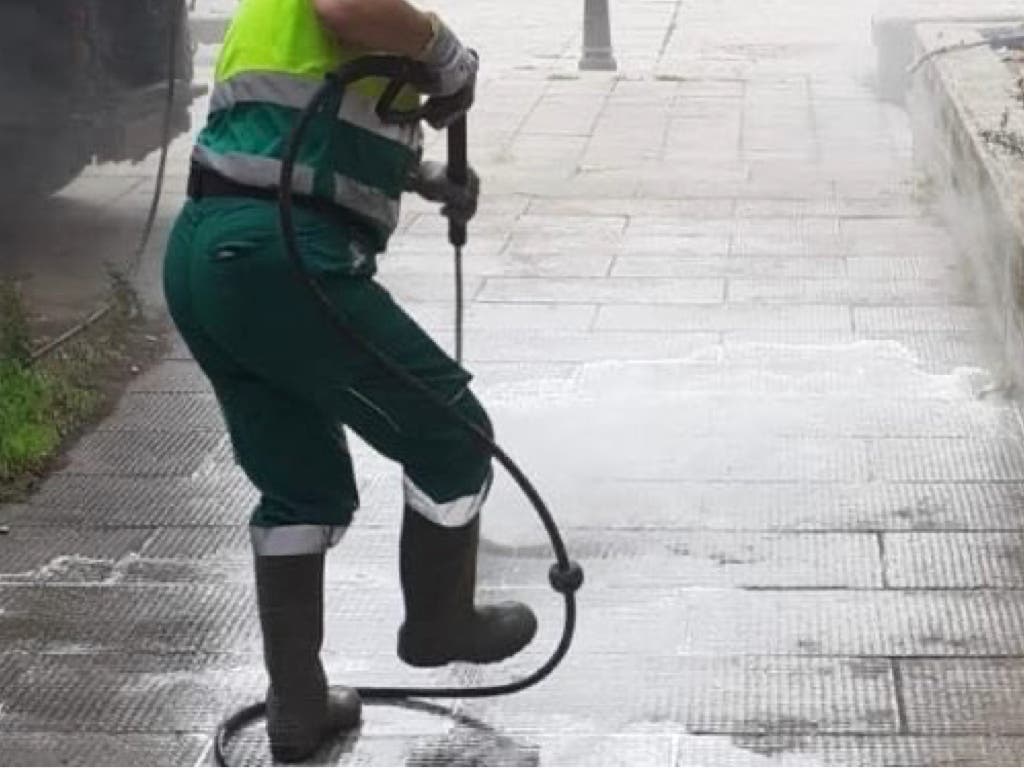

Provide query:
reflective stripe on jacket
left=194, top=0, right=422, bottom=250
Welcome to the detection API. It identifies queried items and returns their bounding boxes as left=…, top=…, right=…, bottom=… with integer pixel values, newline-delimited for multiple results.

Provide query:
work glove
left=407, top=160, right=480, bottom=226
left=416, top=13, right=478, bottom=130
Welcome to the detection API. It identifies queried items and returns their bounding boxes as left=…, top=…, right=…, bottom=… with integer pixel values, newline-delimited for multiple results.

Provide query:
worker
left=163, top=0, right=537, bottom=761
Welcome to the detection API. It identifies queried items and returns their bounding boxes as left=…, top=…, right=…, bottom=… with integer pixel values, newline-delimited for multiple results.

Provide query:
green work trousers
left=163, top=197, right=493, bottom=554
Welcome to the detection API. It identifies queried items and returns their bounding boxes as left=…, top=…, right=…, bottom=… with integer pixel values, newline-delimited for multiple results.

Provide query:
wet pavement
left=5, top=0, right=1024, bottom=765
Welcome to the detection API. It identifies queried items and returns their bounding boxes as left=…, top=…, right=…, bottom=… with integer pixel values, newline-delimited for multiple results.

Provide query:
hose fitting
left=549, top=561, right=584, bottom=594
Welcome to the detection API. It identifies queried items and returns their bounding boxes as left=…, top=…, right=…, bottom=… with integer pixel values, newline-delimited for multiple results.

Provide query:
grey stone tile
left=458, top=656, right=897, bottom=734
left=0, top=584, right=258, bottom=654
left=405, top=302, right=597, bottom=331
left=0, top=527, right=154, bottom=582
left=617, top=234, right=733, bottom=259
left=527, top=197, right=736, bottom=219
left=462, top=330, right=720, bottom=363
left=638, top=167, right=748, bottom=199
left=725, top=255, right=848, bottom=279
left=901, top=660, right=1024, bottom=734
left=402, top=212, right=520, bottom=240
left=841, top=219, right=959, bottom=260
left=478, top=277, right=725, bottom=304
left=377, top=274, right=487, bottom=304
left=707, top=396, right=1017, bottom=439
left=727, top=277, right=974, bottom=304
left=388, top=250, right=614, bottom=278
left=129, top=359, right=212, bottom=394
left=720, top=328, right=859, bottom=345
left=0, top=733, right=208, bottom=766
left=166, top=333, right=193, bottom=361
left=610, top=256, right=731, bottom=278
left=0, top=651, right=262, bottom=732
left=482, top=479, right=1024, bottom=533
left=613, top=255, right=847, bottom=279
left=470, top=361, right=581, bottom=387
left=869, top=438, right=1024, bottom=482
left=99, top=393, right=223, bottom=432
left=554, top=530, right=885, bottom=589
left=547, top=590, right=1024, bottom=657
left=847, top=255, right=964, bottom=282
left=521, top=93, right=609, bottom=136
left=885, top=533, right=1024, bottom=588
left=837, top=196, right=924, bottom=218
left=59, top=430, right=228, bottom=477
left=385, top=232, right=509, bottom=259
left=860, top=331, right=1002, bottom=373
left=596, top=304, right=852, bottom=332
left=7, top=474, right=254, bottom=528
left=511, top=213, right=628, bottom=240
left=734, top=198, right=843, bottom=219
left=853, top=306, right=989, bottom=333
left=229, top=731, right=677, bottom=768
left=674, top=735, right=1024, bottom=766
left=500, top=134, right=590, bottom=170
left=490, top=434, right=874, bottom=483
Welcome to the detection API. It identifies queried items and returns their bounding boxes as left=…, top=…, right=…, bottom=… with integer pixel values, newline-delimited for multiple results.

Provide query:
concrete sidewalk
left=4, top=0, right=1024, bottom=764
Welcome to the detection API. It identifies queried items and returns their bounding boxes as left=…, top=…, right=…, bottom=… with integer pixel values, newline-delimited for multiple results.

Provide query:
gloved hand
left=421, top=78, right=475, bottom=130
left=407, top=160, right=480, bottom=226
left=416, top=13, right=478, bottom=130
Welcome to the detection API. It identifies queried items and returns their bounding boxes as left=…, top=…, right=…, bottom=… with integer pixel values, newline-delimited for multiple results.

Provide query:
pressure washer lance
left=447, top=116, right=468, bottom=363
left=212, top=56, right=584, bottom=766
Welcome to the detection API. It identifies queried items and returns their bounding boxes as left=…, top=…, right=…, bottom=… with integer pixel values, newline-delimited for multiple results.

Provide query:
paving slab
left=477, top=276, right=727, bottom=305
left=480, top=478, right=1024, bottom=533
left=884, top=532, right=1024, bottom=588
left=1, top=474, right=255, bottom=528
left=676, top=735, right=1024, bottom=766
left=6, top=0, right=1024, bottom=765
left=455, top=656, right=898, bottom=735
left=901, top=659, right=1024, bottom=734
left=0, top=527, right=155, bottom=581
left=0, top=734, right=208, bottom=767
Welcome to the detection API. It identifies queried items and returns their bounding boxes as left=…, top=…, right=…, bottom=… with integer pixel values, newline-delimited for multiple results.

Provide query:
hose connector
left=549, top=561, right=584, bottom=594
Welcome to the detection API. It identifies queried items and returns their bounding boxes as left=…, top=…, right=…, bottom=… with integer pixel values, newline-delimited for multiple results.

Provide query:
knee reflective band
left=250, top=525, right=348, bottom=556
left=403, top=471, right=491, bottom=528
left=213, top=56, right=584, bottom=766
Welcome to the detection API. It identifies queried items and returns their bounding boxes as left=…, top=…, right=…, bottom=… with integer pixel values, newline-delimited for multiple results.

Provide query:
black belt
left=187, top=163, right=371, bottom=233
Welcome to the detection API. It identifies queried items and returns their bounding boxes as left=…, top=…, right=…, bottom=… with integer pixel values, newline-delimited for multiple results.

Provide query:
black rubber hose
left=213, top=69, right=583, bottom=766
left=129, top=0, right=181, bottom=275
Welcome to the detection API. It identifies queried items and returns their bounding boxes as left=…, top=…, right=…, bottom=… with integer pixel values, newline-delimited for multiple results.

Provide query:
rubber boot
left=255, top=554, right=361, bottom=763
left=397, top=506, right=538, bottom=667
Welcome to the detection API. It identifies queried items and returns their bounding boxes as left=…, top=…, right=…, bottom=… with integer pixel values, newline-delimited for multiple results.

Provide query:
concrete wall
left=908, top=22, right=1024, bottom=386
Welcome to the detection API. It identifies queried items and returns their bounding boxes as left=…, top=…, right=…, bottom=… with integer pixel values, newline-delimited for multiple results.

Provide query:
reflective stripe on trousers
left=250, top=525, right=348, bottom=556
left=404, top=470, right=493, bottom=528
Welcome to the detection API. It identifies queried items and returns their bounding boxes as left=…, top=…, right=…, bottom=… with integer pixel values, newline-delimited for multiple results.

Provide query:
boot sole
left=397, top=622, right=538, bottom=668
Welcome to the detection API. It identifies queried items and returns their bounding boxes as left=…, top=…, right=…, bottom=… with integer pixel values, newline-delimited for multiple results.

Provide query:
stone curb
left=871, top=1, right=1021, bottom=102
left=908, top=21, right=1024, bottom=386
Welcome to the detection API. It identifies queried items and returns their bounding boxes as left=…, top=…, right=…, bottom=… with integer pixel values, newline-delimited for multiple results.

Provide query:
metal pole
left=579, top=0, right=617, bottom=71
